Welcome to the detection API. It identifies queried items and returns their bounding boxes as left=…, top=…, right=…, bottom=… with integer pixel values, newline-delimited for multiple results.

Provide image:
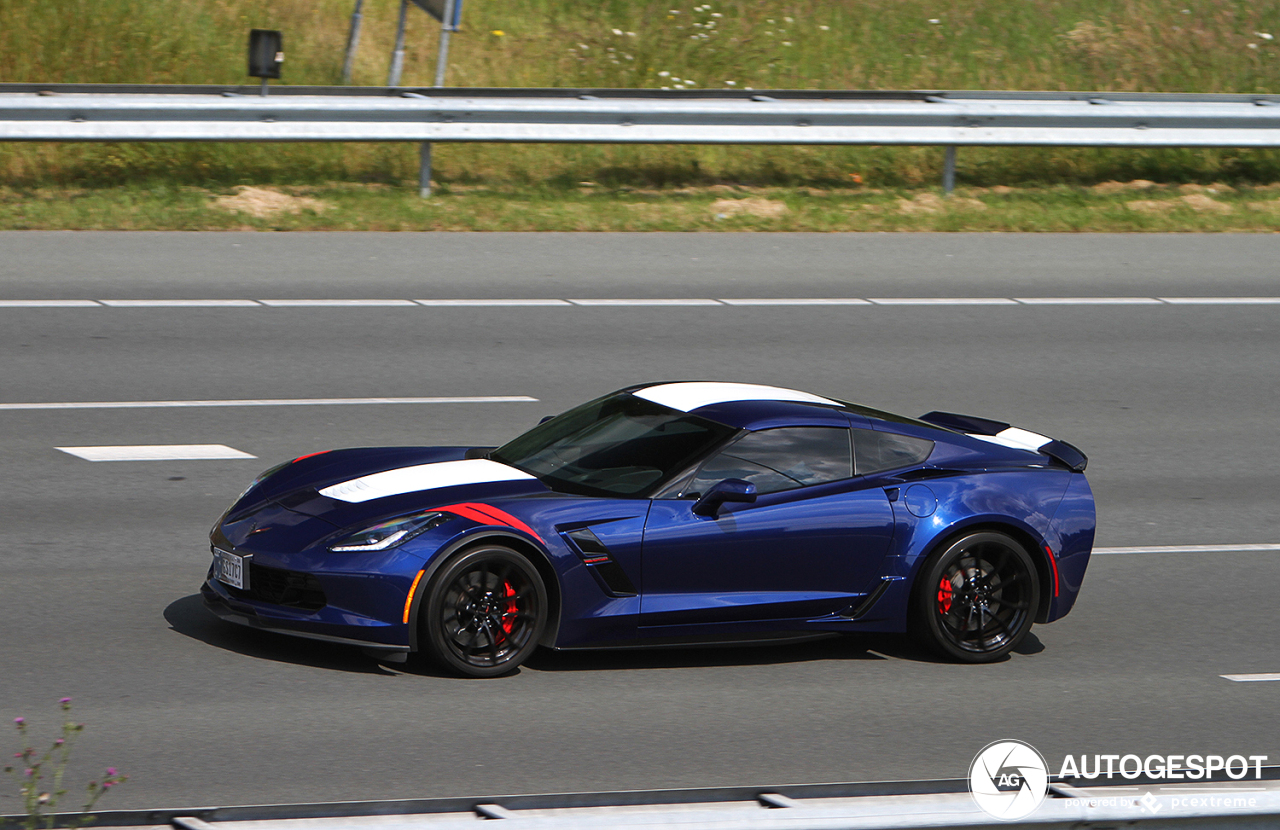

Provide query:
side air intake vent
left=562, top=527, right=638, bottom=597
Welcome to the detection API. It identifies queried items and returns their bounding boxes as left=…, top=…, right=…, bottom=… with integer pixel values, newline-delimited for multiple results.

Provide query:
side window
left=853, top=429, right=934, bottom=475
left=687, top=427, right=853, bottom=496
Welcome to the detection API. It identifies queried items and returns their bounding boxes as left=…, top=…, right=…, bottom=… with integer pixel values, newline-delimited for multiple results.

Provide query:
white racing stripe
left=57, top=444, right=256, bottom=461
left=1094, top=543, right=1280, bottom=554
left=1221, top=673, right=1280, bottom=682
left=320, top=458, right=535, bottom=503
left=635, top=381, right=841, bottom=412
left=0, top=396, right=537, bottom=411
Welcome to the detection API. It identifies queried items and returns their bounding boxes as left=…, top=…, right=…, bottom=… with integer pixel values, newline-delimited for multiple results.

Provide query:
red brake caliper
left=501, top=581, right=518, bottom=635
left=937, top=576, right=954, bottom=615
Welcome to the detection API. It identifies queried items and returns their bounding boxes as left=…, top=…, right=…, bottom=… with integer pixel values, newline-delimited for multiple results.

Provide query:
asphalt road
left=0, top=233, right=1277, bottom=812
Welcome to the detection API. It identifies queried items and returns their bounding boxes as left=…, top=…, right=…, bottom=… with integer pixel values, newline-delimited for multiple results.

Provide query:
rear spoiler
left=918, top=411, right=1088, bottom=472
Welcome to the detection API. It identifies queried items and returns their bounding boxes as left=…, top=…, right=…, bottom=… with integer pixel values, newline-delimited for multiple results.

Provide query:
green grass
left=4, top=182, right=1279, bottom=231
left=2, top=0, right=1279, bottom=198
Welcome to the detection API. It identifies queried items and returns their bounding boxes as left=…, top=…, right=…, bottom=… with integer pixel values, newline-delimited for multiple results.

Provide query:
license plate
left=213, top=549, right=249, bottom=591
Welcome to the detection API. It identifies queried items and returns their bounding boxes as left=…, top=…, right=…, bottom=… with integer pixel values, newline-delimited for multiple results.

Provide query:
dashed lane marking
left=258, top=299, right=418, bottom=307
left=1221, top=674, right=1280, bottom=682
left=56, top=444, right=257, bottom=461
left=568, top=298, right=725, bottom=306
left=99, top=299, right=262, bottom=307
left=1094, top=544, right=1280, bottom=554
left=0, top=396, right=537, bottom=411
left=3, top=297, right=1280, bottom=307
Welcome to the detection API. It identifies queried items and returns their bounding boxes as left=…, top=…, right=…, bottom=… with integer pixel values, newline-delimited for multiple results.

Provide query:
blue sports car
left=203, top=382, right=1095, bottom=677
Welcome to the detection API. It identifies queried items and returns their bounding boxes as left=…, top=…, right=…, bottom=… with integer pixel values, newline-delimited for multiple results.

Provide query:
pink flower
left=54, top=739, right=64, bottom=746
left=13, top=718, right=24, bottom=725
left=103, top=782, right=114, bottom=789
left=59, top=698, right=71, bottom=704
left=106, top=767, right=117, bottom=776
left=25, top=768, right=34, bottom=777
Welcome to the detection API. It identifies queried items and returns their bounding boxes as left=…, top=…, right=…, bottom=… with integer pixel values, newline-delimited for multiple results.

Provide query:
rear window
left=853, top=429, right=934, bottom=475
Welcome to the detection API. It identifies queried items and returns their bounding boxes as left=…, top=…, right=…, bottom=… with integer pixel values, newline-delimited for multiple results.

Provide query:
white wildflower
left=1257, top=32, right=1274, bottom=40
left=612, top=28, right=623, bottom=35
left=658, top=70, right=670, bottom=77
left=819, top=25, right=830, bottom=31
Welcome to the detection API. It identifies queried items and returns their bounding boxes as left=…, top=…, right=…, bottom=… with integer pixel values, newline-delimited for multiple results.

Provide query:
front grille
left=226, top=563, right=327, bottom=611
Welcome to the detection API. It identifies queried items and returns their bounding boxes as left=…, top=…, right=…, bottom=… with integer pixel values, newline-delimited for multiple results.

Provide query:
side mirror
left=539, top=415, right=555, bottom=424
left=692, top=478, right=757, bottom=518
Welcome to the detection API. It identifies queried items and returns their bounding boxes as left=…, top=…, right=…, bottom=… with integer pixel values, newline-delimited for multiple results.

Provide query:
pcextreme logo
left=968, top=739, right=1050, bottom=820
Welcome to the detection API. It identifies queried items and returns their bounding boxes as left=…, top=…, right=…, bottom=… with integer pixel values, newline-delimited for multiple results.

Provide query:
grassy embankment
left=1, top=0, right=1279, bottom=230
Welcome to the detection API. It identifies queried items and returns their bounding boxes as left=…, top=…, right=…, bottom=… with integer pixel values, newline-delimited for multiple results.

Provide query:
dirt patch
left=1179, top=193, right=1232, bottom=213
left=895, top=193, right=986, bottom=214
left=710, top=197, right=789, bottom=219
left=213, top=186, right=331, bottom=218
left=1125, top=199, right=1176, bottom=213
left=1095, top=180, right=1158, bottom=194
left=1178, top=183, right=1235, bottom=195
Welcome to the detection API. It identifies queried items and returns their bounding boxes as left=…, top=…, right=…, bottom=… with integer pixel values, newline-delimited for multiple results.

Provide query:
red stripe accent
left=292, top=451, right=331, bottom=463
left=436, top=502, right=544, bottom=543
left=1044, top=544, right=1060, bottom=597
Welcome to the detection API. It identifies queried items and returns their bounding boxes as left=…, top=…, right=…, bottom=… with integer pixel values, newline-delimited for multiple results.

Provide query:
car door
left=639, top=425, right=895, bottom=631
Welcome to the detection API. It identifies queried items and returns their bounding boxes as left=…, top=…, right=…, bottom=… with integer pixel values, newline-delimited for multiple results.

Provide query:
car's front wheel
left=422, top=545, right=547, bottom=678
left=914, top=531, right=1040, bottom=663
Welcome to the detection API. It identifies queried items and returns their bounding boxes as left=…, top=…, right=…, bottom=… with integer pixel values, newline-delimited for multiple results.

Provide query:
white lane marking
left=320, top=458, right=535, bottom=503
left=1015, top=297, right=1165, bottom=305
left=1159, top=297, right=1280, bottom=304
left=414, top=299, right=571, bottom=306
left=1094, top=543, right=1280, bottom=554
left=868, top=297, right=1018, bottom=305
left=0, top=300, right=102, bottom=307
left=719, top=298, right=873, bottom=306
left=569, top=298, right=724, bottom=306
left=635, top=381, right=841, bottom=412
left=258, top=299, right=418, bottom=307
left=0, top=396, right=537, bottom=411
left=57, top=444, right=257, bottom=461
left=99, top=299, right=262, bottom=307
left=1221, top=673, right=1280, bottom=682
left=3, top=297, right=1280, bottom=308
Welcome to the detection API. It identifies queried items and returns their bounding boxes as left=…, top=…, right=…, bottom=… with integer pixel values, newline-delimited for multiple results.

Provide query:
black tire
left=913, top=531, right=1040, bottom=663
left=421, top=545, right=547, bottom=678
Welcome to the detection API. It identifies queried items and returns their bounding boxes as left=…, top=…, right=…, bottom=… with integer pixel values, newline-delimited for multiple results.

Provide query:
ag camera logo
left=969, top=739, right=1049, bottom=820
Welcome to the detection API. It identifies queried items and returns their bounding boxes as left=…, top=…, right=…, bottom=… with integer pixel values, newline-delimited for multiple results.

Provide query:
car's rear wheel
left=422, top=545, right=547, bottom=678
left=914, top=531, right=1039, bottom=663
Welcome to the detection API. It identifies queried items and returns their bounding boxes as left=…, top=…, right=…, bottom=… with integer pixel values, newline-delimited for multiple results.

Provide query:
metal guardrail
left=4, top=771, right=1280, bottom=830
left=4, top=84, right=1280, bottom=193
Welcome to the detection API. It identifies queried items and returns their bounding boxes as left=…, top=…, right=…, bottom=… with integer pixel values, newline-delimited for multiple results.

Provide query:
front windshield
left=491, top=393, right=736, bottom=497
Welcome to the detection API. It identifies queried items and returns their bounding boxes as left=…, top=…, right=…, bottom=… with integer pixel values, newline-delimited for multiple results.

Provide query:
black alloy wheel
left=423, top=545, right=547, bottom=678
left=915, top=531, right=1040, bottom=663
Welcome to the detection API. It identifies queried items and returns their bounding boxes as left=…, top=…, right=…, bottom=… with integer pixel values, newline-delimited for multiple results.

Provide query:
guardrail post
left=419, top=141, right=433, bottom=197
left=341, top=0, right=365, bottom=84
left=942, top=145, right=957, bottom=195
left=387, top=0, right=409, bottom=87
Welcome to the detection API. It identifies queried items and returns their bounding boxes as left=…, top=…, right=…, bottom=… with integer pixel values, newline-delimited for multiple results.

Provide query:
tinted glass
left=492, top=393, right=735, bottom=497
left=687, top=427, right=853, bottom=496
left=852, top=429, right=934, bottom=475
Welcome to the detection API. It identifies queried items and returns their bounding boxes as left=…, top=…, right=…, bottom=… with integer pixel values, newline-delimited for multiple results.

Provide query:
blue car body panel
left=203, top=383, right=1096, bottom=656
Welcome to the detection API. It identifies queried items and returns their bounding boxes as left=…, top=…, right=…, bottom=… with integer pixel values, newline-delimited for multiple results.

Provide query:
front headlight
left=329, top=511, right=450, bottom=552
